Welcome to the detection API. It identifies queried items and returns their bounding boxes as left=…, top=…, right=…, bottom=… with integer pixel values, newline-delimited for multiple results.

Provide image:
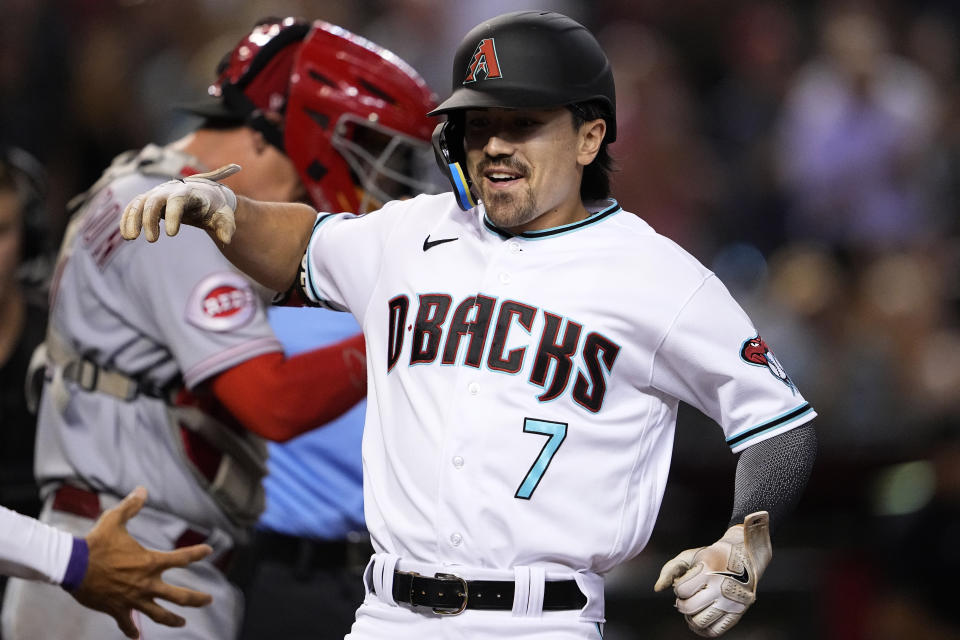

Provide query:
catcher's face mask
left=284, top=21, right=445, bottom=213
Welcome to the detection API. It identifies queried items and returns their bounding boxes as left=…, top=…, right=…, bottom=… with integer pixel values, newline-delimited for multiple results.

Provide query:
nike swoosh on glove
left=654, top=511, right=773, bottom=637
left=120, top=164, right=241, bottom=244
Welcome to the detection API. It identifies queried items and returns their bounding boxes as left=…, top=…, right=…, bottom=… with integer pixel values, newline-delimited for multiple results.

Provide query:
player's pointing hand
left=120, top=164, right=241, bottom=244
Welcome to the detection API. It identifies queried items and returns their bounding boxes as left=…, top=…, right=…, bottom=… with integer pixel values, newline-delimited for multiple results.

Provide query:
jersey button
left=508, top=241, right=521, bottom=253
left=498, top=272, right=511, bottom=284
left=450, top=533, right=463, bottom=546
left=452, top=456, right=464, bottom=469
left=468, top=382, right=479, bottom=395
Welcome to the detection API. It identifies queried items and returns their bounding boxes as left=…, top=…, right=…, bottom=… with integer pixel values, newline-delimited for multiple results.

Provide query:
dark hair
left=567, top=100, right=614, bottom=201
left=197, top=116, right=246, bottom=131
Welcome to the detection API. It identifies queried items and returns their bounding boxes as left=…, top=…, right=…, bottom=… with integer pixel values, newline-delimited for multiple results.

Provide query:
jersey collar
left=481, top=199, right=621, bottom=240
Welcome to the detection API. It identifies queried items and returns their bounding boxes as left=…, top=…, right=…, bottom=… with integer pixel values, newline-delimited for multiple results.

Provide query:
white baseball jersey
left=34, top=145, right=281, bottom=538
left=302, top=193, right=815, bottom=579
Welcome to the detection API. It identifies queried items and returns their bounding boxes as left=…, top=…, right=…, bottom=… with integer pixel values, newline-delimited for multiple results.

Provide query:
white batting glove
left=654, top=511, right=773, bottom=637
left=120, top=164, right=241, bottom=244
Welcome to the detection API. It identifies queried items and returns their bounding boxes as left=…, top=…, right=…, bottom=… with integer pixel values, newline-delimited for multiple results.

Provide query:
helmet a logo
left=463, top=38, right=502, bottom=83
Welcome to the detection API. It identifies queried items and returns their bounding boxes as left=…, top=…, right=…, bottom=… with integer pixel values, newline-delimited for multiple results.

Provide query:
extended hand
left=120, top=164, right=241, bottom=244
left=654, top=511, right=772, bottom=637
left=69, top=487, right=214, bottom=639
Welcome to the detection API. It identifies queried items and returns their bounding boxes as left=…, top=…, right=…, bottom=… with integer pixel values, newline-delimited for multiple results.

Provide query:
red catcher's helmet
left=192, top=17, right=441, bottom=213
left=287, top=21, right=441, bottom=213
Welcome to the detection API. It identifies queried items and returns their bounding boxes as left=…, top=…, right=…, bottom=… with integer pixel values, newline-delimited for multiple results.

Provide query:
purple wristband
left=61, top=537, right=89, bottom=592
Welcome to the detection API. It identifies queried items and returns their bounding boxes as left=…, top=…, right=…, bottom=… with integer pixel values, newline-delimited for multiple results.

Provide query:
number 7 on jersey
left=515, top=418, right=568, bottom=500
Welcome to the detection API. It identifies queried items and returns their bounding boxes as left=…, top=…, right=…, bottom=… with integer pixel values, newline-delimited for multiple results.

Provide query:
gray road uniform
left=2, top=145, right=281, bottom=640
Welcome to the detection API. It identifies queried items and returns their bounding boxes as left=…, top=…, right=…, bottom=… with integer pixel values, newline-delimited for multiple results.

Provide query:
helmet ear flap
left=431, top=120, right=475, bottom=211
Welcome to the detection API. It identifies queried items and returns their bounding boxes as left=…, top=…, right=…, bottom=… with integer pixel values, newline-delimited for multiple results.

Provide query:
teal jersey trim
left=304, top=213, right=340, bottom=306
left=726, top=402, right=814, bottom=449
left=483, top=200, right=621, bottom=240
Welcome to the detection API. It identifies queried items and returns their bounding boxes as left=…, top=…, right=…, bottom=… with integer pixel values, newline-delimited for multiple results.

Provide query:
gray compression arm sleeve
left=728, top=423, right=817, bottom=531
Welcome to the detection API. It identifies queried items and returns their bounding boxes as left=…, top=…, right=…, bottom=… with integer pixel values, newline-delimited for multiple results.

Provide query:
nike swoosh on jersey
left=708, top=566, right=750, bottom=585
left=423, top=235, right=459, bottom=251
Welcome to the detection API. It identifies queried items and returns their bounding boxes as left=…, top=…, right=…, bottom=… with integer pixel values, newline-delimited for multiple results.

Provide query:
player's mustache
left=476, top=157, right=529, bottom=177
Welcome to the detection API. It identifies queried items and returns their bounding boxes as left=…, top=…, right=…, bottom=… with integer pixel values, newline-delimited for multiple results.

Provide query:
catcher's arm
left=119, top=164, right=316, bottom=293
left=655, top=424, right=817, bottom=637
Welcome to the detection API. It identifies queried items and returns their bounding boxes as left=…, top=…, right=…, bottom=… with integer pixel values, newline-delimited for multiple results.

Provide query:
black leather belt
left=390, top=570, right=587, bottom=615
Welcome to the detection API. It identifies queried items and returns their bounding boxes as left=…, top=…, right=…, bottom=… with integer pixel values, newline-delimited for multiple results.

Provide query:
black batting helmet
left=429, top=10, right=616, bottom=210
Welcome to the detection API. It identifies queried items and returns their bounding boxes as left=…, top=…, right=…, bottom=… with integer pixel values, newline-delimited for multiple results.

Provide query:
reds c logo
left=185, top=272, right=257, bottom=332
left=203, top=285, right=251, bottom=319
left=464, top=38, right=503, bottom=83
left=740, top=335, right=797, bottom=393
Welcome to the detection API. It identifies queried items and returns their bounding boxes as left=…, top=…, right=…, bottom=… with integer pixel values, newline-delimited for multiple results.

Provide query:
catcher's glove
left=120, top=164, right=241, bottom=244
left=654, top=511, right=772, bottom=637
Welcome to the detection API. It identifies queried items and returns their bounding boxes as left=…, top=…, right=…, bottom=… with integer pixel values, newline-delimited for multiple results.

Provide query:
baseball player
left=1, top=487, right=212, bottom=639
left=3, top=18, right=439, bottom=640
left=120, top=10, right=819, bottom=639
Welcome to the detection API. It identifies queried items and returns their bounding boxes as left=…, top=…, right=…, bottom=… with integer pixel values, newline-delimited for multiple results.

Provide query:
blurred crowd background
left=2, top=0, right=959, bottom=638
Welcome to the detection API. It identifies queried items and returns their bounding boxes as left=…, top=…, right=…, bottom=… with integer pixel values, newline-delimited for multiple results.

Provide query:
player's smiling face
left=463, top=107, right=605, bottom=233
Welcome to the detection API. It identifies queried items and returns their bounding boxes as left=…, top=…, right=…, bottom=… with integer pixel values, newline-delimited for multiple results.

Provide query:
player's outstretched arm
left=69, top=487, right=214, bottom=639
left=654, top=511, right=772, bottom=638
left=119, top=164, right=317, bottom=292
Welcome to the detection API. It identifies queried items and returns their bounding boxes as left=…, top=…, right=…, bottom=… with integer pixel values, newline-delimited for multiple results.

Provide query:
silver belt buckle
left=432, top=572, right=469, bottom=615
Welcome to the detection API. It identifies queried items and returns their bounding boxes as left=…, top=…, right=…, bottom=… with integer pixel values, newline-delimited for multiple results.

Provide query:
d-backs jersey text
left=302, top=192, right=815, bottom=575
